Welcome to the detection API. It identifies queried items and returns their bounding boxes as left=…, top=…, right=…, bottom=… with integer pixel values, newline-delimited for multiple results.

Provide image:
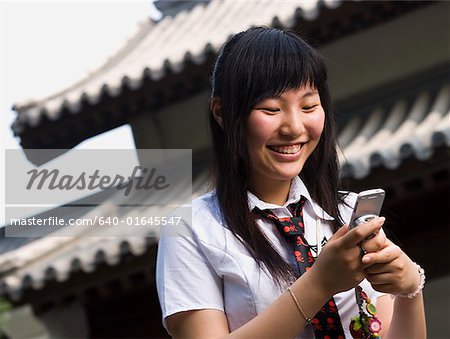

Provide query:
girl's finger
left=328, top=224, right=349, bottom=242
left=361, top=227, right=386, bottom=253
left=361, top=241, right=400, bottom=265
left=366, top=272, right=394, bottom=285
left=364, top=263, right=393, bottom=275
left=341, top=217, right=385, bottom=248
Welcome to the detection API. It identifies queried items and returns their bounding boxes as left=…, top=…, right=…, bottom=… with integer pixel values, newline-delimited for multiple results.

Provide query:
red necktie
left=253, top=196, right=345, bottom=339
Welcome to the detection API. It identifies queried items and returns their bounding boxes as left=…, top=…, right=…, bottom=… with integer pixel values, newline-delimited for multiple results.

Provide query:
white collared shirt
left=156, top=176, right=383, bottom=338
left=247, top=176, right=334, bottom=259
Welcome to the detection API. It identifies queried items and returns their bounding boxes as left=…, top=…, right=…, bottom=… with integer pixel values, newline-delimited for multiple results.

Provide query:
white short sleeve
left=156, top=219, right=224, bottom=332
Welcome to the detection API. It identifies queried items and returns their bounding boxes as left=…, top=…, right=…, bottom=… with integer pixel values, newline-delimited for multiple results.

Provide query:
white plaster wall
left=131, top=91, right=210, bottom=151
left=321, top=2, right=450, bottom=101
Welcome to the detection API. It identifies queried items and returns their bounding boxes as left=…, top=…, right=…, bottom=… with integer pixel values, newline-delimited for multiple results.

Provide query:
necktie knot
left=253, top=196, right=307, bottom=239
left=287, top=195, right=307, bottom=218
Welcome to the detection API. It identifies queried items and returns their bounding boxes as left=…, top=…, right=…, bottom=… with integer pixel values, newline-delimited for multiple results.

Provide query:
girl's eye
left=258, top=108, right=280, bottom=113
left=303, top=104, right=319, bottom=112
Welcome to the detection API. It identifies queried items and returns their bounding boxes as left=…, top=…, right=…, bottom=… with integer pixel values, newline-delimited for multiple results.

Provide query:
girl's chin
left=250, top=163, right=306, bottom=185
left=274, top=166, right=305, bottom=179
left=265, top=171, right=304, bottom=183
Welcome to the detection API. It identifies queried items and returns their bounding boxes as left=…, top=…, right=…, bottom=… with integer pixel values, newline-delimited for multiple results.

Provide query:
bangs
left=224, top=27, right=327, bottom=111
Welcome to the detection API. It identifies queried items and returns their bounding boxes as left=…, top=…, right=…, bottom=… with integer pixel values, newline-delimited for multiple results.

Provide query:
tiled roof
left=11, top=0, right=343, bottom=133
left=339, top=82, right=450, bottom=179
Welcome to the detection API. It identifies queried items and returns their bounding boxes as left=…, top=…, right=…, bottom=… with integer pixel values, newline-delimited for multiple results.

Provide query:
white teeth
left=269, top=144, right=301, bottom=154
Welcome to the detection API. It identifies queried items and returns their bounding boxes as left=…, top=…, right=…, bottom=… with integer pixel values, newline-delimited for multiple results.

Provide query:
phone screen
left=349, top=189, right=385, bottom=228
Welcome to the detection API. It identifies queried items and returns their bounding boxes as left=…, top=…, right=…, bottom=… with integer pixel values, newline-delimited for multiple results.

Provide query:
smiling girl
left=156, top=27, right=426, bottom=339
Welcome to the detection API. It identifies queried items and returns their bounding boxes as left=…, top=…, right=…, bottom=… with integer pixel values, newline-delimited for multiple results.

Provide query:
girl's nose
left=279, top=110, right=305, bottom=137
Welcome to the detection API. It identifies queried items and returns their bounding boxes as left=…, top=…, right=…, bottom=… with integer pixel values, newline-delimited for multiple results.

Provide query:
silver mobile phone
left=349, top=189, right=385, bottom=228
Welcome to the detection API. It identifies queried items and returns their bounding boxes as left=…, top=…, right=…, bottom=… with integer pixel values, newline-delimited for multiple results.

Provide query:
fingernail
left=362, top=256, right=371, bottom=263
left=378, top=217, right=385, bottom=224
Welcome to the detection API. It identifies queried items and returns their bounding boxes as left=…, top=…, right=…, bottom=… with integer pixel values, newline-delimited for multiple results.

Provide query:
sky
left=0, top=0, right=162, bottom=225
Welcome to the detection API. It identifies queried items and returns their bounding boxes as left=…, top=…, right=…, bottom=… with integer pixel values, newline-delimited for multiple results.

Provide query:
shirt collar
left=247, top=176, right=334, bottom=221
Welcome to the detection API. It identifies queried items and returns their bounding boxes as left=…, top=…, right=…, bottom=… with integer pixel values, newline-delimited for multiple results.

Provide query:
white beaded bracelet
left=396, top=262, right=425, bottom=299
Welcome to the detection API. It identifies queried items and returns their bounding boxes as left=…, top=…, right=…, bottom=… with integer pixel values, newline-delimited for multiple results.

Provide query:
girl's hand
left=360, top=223, right=387, bottom=254
left=362, top=239, right=421, bottom=295
left=309, top=217, right=385, bottom=296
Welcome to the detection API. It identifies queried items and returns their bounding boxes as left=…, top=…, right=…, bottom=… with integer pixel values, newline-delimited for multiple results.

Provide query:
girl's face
left=246, top=85, right=325, bottom=190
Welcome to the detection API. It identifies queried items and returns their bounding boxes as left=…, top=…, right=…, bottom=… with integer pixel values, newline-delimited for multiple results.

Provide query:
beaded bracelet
left=396, top=262, right=426, bottom=299
left=287, top=287, right=312, bottom=324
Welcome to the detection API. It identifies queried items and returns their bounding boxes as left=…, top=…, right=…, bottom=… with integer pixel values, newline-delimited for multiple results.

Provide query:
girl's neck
left=249, top=178, right=293, bottom=206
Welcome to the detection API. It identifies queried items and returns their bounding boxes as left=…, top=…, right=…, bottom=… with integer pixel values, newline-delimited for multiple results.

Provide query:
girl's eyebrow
left=301, top=90, right=319, bottom=98
left=264, top=90, right=319, bottom=101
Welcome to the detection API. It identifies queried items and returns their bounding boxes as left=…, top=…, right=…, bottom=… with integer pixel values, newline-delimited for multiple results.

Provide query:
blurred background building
left=1, top=0, right=449, bottom=338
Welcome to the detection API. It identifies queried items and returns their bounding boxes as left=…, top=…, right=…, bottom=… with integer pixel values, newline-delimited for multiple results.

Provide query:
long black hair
left=209, top=27, right=345, bottom=287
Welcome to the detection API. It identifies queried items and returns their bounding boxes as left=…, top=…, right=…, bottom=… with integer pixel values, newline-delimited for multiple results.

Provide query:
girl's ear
left=210, top=97, right=223, bottom=128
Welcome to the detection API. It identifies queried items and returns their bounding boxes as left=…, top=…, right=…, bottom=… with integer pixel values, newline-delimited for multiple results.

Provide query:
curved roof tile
left=341, top=82, right=450, bottom=179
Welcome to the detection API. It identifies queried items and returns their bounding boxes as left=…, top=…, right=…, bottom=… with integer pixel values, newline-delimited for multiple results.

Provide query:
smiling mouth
left=267, top=143, right=305, bottom=154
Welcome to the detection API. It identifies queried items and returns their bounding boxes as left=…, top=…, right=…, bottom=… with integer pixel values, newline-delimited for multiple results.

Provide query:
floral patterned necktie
left=253, top=196, right=345, bottom=339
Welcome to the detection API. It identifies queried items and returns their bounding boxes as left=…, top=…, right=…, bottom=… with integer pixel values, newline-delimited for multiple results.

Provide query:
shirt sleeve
left=156, top=219, right=224, bottom=332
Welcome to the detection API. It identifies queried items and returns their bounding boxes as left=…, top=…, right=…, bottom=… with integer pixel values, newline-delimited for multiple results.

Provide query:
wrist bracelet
left=396, top=262, right=425, bottom=299
left=287, top=287, right=312, bottom=324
